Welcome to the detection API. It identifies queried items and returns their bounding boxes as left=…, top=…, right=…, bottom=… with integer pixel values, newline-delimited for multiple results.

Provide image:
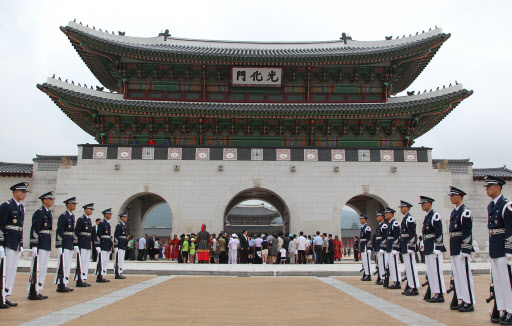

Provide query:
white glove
left=379, top=249, right=385, bottom=254
left=114, top=247, right=118, bottom=254
left=392, top=250, right=398, bottom=255
left=20, top=246, right=24, bottom=253
left=407, top=249, right=415, bottom=254
left=506, top=254, right=512, bottom=265
left=367, top=249, right=371, bottom=253
left=57, top=247, right=63, bottom=255
left=0, top=246, right=4, bottom=259
left=74, top=246, right=79, bottom=253
left=32, top=247, right=38, bottom=257
left=434, top=249, right=442, bottom=257
left=461, top=252, right=470, bottom=258
left=95, top=247, right=101, bottom=253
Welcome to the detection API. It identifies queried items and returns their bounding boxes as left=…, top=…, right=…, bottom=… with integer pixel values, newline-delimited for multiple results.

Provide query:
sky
left=0, top=0, right=510, bottom=168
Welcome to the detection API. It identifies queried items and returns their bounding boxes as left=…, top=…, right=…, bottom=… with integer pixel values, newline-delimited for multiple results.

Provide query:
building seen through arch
left=225, top=201, right=283, bottom=236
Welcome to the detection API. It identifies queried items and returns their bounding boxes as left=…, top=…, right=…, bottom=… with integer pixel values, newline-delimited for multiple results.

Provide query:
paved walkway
left=3, top=273, right=494, bottom=326
left=17, top=258, right=491, bottom=276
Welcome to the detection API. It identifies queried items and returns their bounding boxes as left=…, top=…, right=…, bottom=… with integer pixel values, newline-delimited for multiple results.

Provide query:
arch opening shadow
left=224, top=188, right=290, bottom=236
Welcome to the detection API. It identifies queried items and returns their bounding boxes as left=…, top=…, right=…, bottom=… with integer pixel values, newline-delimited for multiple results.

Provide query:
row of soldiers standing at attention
left=358, top=176, right=512, bottom=325
left=0, top=182, right=129, bottom=309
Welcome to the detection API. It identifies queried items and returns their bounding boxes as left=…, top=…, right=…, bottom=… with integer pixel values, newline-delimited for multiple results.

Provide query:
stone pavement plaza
left=1, top=263, right=494, bottom=326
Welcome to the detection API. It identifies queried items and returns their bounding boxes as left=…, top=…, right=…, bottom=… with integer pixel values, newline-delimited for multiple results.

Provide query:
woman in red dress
left=334, top=235, right=342, bottom=261
left=170, top=234, right=180, bottom=260
left=165, top=241, right=171, bottom=260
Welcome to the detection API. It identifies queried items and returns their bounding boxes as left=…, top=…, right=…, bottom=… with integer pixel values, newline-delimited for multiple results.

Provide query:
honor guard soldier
left=420, top=196, right=446, bottom=303
left=55, top=197, right=78, bottom=293
left=27, top=191, right=54, bottom=300
left=114, top=212, right=128, bottom=279
left=484, top=176, right=512, bottom=324
left=75, top=203, right=94, bottom=287
left=359, top=215, right=372, bottom=281
left=375, top=211, right=387, bottom=285
left=399, top=200, right=420, bottom=296
left=0, top=182, right=29, bottom=308
left=448, top=186, right=475, bottom=312
left=384, top=207, right=402, bottom=289
left=95, top=208, right=112, bottom=283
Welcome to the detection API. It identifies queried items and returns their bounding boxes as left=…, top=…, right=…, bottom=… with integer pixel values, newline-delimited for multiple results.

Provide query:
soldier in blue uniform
left=114, top=212, right=128, bottom=279
left=420, top=195, right=446, bottom=303
left=375, top=210, right=387, bottom=285
left=359, top=214, right=372, bottom=281
left=399, top=200, right=419, bottom=296
left=95, top=208, right=113, bottom=283
left=447, top=186, right=475, bottom=312
left=484, top=176, right=512, bottom=324
left=75, top=203, right=94, bottom=287
left=27, top=191, right=54, bottom=300
left=0, top=182, right=29, bottom=308
left=55, top=197, right=78, bottom=293
left=384, top=207, right=401, bottom=289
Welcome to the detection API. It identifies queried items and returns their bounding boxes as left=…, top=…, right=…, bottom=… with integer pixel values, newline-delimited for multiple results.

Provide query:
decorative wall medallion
left=358, top=150, right=370, bottom=162
left=362, top=185, right=370, bottom=194
left=142, top=147, right=155, bottom=160
left=117, top=147, right=132, bottom=160
left=196, top=148, right=210, bottom=160
left=380, top=150, right=394, bottom=162
left=276, top=149, right=291, bottom=161
left=93, top=147, right=107, bottom=159
left=331, top=149, right=346, bottom=162
left=304, top=149, right=318, bottom=162
left=167, top=148, right=182, bottom=160
left=404, top=150, right=418, bottom=162
left=251, top=148, right=263, bottom=161
left=223, top=148, right=237, bottom=160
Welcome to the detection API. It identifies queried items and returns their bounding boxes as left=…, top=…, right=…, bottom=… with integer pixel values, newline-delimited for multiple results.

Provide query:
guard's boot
left=375, top=279, right=383, bottom=285
left=5, top=299, right=17, bottom=307
left=27, top=292, right=43, bottom=300
left=363, top=275, right=371, bottom=281
left=37, top=293, right=48, bottom=299
left=493, top=312, right=507, bottom=324
left=501, top=313, right=512, bottom=325
left=450, top=300, right=463, bottom=311
left=402, top=287, right=411, bottom=295
left=428, top=293, right=445, bottom=303
left=406, top=288, right=419, bottom=296
left=76, top=280, right=87, bottom=287
left=56, top=284, right=70, bottom=293
left=458, top=303, right=474, bottom=312
left=388, top=282, right=401, bottom=289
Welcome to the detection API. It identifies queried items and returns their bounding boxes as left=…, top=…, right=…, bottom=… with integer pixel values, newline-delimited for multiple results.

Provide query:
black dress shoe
left=388, top=282, right=401, bottom=289
left=458, top=303, right=474, bottom=312
left=501, top=313, right=512, bottom=325
left=115, top=275, right=124, bottom=279
left=120, top=275, right=126, bottom=279
left=450, top=301, right=463, bottom=311
left=0, top=302, right=8, bottom=309
left=96, top=278, right=107, bottom=283
left=76, top=282, right=87, bottom=287
left=402, top=288, right=412, bottom=295
left=491, top=312, right=504, bottom=324
left=406, top=288, right=419, bottom=296
left=362, top=275, right=371, bottom=281
left=375, top=280, right=383, bottom=285
left=57, top=286, right=71, bottom=293
left=5, top=299, right=18, bottom=307
left=429, top=294, right=445, bottom=303
left=27, top=293, right=43, bottom=300
left=38, top=293, right=48, bottom=299
left=84, top=282, right=92, bottom=287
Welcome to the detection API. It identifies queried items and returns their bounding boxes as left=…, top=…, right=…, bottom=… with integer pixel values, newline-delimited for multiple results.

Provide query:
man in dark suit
left=91, top=218, right=101, bottom=262
left=328, top=234, right=335, bottom=264
left=239, top=230, right=249, bottom=264
left=148, top=235, right=155, bottom=260
left=353, top=236, right=360, bottom=261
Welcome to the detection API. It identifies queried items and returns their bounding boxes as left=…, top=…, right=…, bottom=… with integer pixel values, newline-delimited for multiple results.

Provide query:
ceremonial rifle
left=447, top=269, right=458, bottom=309
left=422, top=275, right=431, bottom=301
left=486, top=270, right=500, bottom=320
left=0, top=256, right=7, bottom=308
left=28, top=252, right=39, bottom=296
left=95, top=249, right=102, bottom=279
left=73, top=250, right=83, bottom=285
left=54, top=250, right=65, bottom=288
left=402, top=275, right=410, bottom=293
left=114, top=250, right=120, bottom=277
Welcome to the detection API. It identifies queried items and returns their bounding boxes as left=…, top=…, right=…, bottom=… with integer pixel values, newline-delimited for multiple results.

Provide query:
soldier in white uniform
left=55, top=197, right=78, bottom=293
left=359, top=214, right=372, bottom=281
left=375, top=211, right=387, bottom=286
left=0, top=182, right=29, bottom=308
left=384, top=207, right=402, bottom=289
left=228, top=234, right=239, bottom=264
left=114, top=212, right=128, bottom=279
left=75, top=203, right=94, bottom=287
left=484, top=176, right=512, bottom=324
left=95, top=208, right=112, bottom=283
left=399, top=200, right=420, bottom=296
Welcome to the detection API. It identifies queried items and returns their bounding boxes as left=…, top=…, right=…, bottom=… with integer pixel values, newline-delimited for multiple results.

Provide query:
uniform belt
left=39, top=230, right=51, bottom=234
left=64, top=232, right=74, bottom=236
left=489, top=228, right=505, bottom=235
left=100, top=235, right=110, bottom=239
left=79, top=232, right=91, bottom=236
left=450, top=232, right=462, bottom=237
left=376, top=237, right=382, bottom=240
left=5, top=225, right=22, bottom=231
left=387, top=236, right=394, bottom=240
left=118, top=236, right=127, bottom=239
left=400, top=234, right=410, bottom=237
left=424, top=234, right=435, bottom=239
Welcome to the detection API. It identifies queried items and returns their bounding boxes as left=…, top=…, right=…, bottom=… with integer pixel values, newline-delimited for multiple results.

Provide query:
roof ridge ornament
left=340, top=32, right=352, bottom=44
left=159, top=29, right=171, bottom=41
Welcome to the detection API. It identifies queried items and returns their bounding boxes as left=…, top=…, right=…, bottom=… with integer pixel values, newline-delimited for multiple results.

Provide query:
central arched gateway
left=224, top=188, right=290, bottom=235
left=118, top=192, right=171, bottom=240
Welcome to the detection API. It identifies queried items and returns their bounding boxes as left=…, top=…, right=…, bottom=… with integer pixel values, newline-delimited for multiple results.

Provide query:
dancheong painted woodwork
left=37, top=21, right=472, bottom=147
